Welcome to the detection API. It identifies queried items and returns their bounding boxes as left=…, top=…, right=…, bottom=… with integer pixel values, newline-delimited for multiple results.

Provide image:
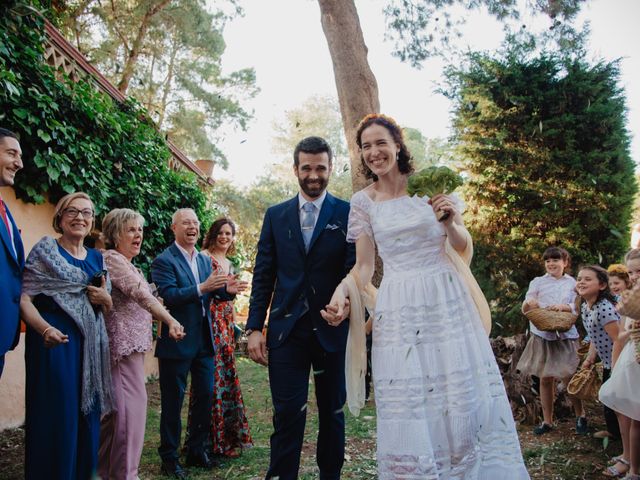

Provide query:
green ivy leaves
left=1, top=4, right=215, bottom=273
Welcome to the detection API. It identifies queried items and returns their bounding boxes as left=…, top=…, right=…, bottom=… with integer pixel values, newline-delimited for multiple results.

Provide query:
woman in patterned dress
left=186, top=217, right=252, bottom=458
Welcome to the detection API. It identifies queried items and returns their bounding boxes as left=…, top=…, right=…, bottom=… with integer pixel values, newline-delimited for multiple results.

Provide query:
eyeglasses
left=62, top=207, right=94, bottom=219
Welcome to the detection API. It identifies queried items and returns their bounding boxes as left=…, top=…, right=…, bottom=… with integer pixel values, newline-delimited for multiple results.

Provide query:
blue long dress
left=25, top=245, right=104, bottom=480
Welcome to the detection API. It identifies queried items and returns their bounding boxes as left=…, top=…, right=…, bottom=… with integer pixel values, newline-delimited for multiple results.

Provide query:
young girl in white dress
left=321, top=114, right=529, bottom=479
left=599, top=256, right=640, bottom=479
left=517, top=247, right=585, bottom=435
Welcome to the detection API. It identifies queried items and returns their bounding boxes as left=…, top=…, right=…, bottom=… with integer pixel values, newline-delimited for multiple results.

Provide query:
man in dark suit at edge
left=151, top=208, right=244, bottom=478
left=246, top=136, right=355, bottom=480
left=0, top=128, right=24, bottom=379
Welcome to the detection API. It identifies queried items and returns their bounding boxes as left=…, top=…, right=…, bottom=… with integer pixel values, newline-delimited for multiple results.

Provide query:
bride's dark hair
left=355, top=113, right=414, bottom=182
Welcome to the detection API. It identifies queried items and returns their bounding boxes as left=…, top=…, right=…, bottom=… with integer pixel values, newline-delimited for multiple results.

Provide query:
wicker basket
left=617, top=288, right=640, bottom=320
left=567, top=365, right=601, bottom=400
left=525, top=308, right=577, bottom=333
left=630, top=321, right=640, bottom=364
left=576, top=341, right=591, bottom=359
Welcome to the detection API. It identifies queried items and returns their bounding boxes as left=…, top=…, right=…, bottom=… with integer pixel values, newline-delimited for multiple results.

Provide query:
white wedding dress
left=599, top=318, right=640, bottom=421
left=347, top=191, right=529, bottom=479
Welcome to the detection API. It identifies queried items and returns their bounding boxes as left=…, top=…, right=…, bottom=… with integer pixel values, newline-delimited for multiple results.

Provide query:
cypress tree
left=446, top=52, right=636, bottom=334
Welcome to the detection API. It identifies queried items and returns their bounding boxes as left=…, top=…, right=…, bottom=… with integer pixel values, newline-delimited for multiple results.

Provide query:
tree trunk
left=117, top=0, right=171, bottom=94
left=318, top=0, right=380, bottom=193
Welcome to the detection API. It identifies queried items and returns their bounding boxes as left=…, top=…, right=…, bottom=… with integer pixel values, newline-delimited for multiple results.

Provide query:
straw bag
left=525, top=308, right=577, bottom=332
left=630, top=320, right=640, bottom=364
left=576, top=341, right=591, bottom=359
left=617, top=287, right=640, bottom=320
left=567, top=365, right=601, bottom=400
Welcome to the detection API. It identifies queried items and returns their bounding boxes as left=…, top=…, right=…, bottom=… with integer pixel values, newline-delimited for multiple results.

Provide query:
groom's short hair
left=293, top=136, right=333, bottom=167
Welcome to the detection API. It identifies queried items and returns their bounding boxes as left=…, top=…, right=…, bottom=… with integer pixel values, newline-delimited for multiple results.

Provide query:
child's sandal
left=603, top=459, right=630, bottom=478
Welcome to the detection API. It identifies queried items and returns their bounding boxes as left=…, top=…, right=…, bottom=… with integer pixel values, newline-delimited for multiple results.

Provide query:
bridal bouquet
left=407, top=166, right=463, bottom=221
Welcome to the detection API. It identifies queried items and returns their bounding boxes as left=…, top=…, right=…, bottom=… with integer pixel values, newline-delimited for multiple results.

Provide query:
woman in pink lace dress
left=98, top=208, right=185, bottom=480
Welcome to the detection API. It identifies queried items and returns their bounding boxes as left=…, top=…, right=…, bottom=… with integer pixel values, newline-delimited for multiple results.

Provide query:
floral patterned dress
left=186, top=256, right=252, bottom=455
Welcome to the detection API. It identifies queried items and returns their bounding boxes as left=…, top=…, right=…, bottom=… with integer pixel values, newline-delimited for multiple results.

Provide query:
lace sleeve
left=346, top=191, right=374, bottom=243
left=104, top=250, right=159, bottom=311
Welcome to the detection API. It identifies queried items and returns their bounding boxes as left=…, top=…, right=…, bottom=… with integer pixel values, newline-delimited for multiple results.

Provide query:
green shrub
left=446, top=51, right=637, bottom=335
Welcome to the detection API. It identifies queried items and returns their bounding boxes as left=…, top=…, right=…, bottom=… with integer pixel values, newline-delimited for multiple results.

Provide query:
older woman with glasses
left=98, top=208, right=185, bottom=480
left=20, top=192, right=114, bottom=480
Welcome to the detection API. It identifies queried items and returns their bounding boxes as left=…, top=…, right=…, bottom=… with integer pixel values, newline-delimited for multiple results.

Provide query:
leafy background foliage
left=53, top=0, right=258, bottom=167
left=1, top=4, right=216, bottom=271
left=445, top=48, right=637, bottom=334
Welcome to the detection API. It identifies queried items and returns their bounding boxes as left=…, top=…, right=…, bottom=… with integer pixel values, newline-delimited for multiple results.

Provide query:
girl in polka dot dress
left=577, top=265, right=621, bottom=443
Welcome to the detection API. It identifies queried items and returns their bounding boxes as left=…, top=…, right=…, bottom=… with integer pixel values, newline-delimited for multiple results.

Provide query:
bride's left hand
left=321, top=297, right=350, bottom=327
left=428, top=194, right=459, bottom=224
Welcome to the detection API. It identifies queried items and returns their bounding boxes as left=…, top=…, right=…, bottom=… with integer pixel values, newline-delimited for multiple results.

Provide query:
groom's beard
left=299, top=177, right=328, bottom=199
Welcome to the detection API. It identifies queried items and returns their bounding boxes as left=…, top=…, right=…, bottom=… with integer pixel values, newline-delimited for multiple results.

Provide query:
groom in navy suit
left=0, top=128, right=24, bottom=379
left=246, top=136, right=355, bottom=480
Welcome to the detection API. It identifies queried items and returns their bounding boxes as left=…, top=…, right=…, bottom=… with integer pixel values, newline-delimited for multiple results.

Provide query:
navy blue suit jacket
left=247, top=192, right=355, bottom=352
left=0, top=202, right=24, bottom=356
left=151, top=243, right=233, bottom=360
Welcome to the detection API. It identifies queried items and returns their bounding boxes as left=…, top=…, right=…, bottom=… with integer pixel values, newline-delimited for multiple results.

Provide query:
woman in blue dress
left=20, top=192, right=114, bottom=480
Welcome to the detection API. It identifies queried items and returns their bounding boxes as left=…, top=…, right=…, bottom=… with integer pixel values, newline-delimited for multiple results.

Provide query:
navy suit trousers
left=157, top=318, right=215, bottom=461
left=266, top=318, right=346, bottom=480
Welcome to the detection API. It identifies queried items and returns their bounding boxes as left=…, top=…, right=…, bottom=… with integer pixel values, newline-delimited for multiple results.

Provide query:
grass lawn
left=138, top=356, right=377, bottom=479
left=0, top=354, right=624, bottom=479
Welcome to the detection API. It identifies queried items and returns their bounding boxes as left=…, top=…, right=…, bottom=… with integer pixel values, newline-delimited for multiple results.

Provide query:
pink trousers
left=98, top=352, right=147, bottom=480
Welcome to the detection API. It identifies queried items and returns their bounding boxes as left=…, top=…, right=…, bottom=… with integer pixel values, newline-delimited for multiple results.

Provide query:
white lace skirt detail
left=372, top=266, right=530, bottom=479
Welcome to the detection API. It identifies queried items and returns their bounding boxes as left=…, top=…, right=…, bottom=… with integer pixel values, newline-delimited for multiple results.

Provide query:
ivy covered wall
left=1, top=4, right=216, bottom=270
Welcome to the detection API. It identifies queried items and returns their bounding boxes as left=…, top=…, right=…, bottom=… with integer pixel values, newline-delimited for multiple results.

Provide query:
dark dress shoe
left=160, top=459, right=187, bottom=479
left=185, top=450, right=218, bottom=469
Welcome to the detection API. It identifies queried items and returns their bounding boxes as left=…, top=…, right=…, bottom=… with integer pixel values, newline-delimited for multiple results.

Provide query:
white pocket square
left=325, top=224, right=339, bottom=230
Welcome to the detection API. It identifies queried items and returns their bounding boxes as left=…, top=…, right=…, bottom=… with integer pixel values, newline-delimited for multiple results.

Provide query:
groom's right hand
left=247, top=330, right=268, bottom=366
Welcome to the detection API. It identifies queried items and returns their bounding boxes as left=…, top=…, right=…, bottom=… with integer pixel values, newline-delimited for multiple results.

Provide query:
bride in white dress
left=321, top=114, right=530, bottom=479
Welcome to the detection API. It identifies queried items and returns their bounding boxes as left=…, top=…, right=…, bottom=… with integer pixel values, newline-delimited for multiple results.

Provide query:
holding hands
left=321, top=288, right=351, bottom=327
